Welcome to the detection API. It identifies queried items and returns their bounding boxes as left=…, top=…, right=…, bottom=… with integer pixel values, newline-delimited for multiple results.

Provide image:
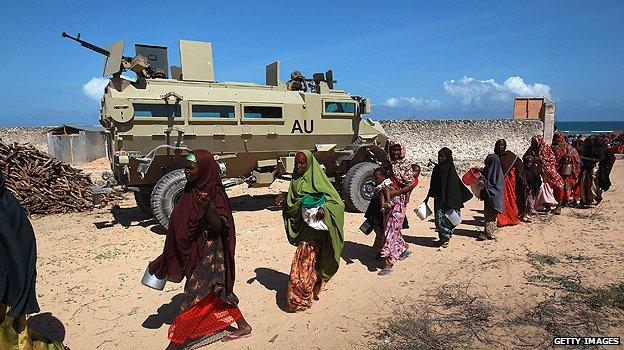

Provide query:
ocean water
left=556, top=121, right=624, bottom=135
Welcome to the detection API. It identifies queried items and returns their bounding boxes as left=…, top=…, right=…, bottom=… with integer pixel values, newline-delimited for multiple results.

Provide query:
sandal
left=440, top=241, right=450, bottom=248
left=222, top=330, right=252, bottom=342
left=399, top=251, right=412, bottom=260
left=378, top=268, right=392, bottom=276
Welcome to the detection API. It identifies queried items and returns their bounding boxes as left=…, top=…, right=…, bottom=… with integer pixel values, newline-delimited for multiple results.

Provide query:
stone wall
left=0, top=127, right=48, bottom=153
left=379, top=119, right=544, bottom=168
left=0, top=120, right=545, bottom=165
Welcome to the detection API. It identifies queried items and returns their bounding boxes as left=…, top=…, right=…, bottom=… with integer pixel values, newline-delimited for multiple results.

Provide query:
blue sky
left=0, top=0, right=622, bottom=126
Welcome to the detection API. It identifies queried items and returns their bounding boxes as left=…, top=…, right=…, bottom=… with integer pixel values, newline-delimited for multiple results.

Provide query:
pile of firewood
left=0, top=141, right=93, bottom=215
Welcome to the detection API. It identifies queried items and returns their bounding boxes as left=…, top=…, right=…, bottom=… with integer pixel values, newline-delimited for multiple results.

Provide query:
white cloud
left=442, top=76, right=551, bottom=106
left=82, top=77, right=109, bottom=101
left=382, top=97, right=442, bottom=109
left=82, top=75, right=137, bottom=101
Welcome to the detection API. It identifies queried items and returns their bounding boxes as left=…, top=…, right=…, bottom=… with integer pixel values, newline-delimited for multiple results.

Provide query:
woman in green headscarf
left=277, top=151, right=345, bottom=312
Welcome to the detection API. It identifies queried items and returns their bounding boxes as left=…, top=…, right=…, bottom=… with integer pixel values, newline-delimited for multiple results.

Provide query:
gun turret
left=61, top=32, right=165, bottom=79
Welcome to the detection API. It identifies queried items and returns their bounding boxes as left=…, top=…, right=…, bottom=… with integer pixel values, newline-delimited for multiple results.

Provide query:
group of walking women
left=1, top=131, right=614, bottom=349
left=480, top=132, right=613, bottom=240
left=144, top=149, right=346, bottom=348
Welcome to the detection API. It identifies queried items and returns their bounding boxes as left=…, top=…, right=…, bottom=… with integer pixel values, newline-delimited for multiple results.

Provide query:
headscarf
left=427, top=148, right=473, bottom=210
left=524, top=135, right=564, bottom=189
left=583, top=136, right=612, bottom=191
left=149, top=150, right=237, bottom=295
left=284, top=150, right=345, bottom=281
left=482, top=154, right=505, bottom=213
left=0, top=172, right=40, bottom=317
left=552, top=132, right=581, bottom=180
left=496, top=139, right=522, bottom=176
left=388, top=139, right=413, bottom=187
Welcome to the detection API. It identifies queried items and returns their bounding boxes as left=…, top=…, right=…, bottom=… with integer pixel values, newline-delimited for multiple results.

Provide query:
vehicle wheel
left=341, top=162, right=377, bottom=213
left=151, top=169, right=187, bottom=229
left=134, top=190, right=153, bottom=216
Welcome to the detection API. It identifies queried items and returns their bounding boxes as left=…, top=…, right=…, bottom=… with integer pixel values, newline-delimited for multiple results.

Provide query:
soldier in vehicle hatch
left=286, top=70, right=307, bottom=92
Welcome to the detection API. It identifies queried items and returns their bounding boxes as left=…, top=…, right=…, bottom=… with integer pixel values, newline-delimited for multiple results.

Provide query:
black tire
left=341, top=162, right=378, bottom=213
left=151, top=169, right=187, bottom=229
left=134, top=190, right=153, bottom=216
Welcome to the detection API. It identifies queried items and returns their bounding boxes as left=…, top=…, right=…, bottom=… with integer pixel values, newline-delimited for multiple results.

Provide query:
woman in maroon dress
left=148, top=150, right=252, bottom=348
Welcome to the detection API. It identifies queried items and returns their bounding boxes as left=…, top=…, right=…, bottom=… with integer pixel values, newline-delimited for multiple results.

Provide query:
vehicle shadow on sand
left=93, top=204, right=161, bottom=232
left=230, top=194, right=281, bottom=212
left=247, top=268, right=289, bottom=312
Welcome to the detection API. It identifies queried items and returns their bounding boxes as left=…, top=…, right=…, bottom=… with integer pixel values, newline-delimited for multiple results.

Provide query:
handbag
left=359, top=218, right=374, bottom=235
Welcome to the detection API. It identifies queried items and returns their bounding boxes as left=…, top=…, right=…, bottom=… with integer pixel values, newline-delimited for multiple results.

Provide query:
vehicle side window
left=325, top=102, right=356, bottom=114
left=192, top=105, right=235, bottom=118
left=243, top=106, right=282, bottom=119
left=133, top=104, right=181, bottom=118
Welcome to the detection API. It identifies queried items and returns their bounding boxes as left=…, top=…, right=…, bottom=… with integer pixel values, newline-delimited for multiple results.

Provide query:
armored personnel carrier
left=62, top=33, right=389, bottom=228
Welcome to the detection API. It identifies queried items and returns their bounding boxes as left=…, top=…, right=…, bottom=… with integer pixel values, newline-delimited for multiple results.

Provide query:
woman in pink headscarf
left=375, top=139, right=417, bottom=276
left=524, top=135, right=565, bottom=214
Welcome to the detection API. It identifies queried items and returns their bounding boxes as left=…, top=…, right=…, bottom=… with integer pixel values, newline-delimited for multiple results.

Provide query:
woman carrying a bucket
left=552, top=132, right=581, bottom=207
left=425, top=148, right=473, bottom=248
left=147, top=150, right=252, bottom=347
left=277, top=151, right=345, bottom=312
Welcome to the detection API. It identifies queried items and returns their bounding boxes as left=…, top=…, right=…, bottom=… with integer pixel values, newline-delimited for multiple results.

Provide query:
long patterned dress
left=552, top=133, right=581, bottom=204
left=286, top=240, right=323, bottom=312
left=168, top=235, right=242, bottom=345
left=380, top=194, right=409, bottom=264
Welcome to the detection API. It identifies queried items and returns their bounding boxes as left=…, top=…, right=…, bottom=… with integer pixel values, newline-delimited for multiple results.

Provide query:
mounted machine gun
left=61, top=32, right=166, bottom=79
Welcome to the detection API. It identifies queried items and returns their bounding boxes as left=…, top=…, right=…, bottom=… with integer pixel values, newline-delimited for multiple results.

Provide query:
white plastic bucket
left=415, top=202, right=433, bottom=220
left=445, top=209, right=462, bottom=226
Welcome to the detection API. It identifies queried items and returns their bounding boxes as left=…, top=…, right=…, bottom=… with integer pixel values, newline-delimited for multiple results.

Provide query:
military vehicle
left=62, top=32, right=390, bottom=228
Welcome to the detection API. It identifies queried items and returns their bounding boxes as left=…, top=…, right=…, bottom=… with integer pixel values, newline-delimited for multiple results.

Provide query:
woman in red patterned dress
left=524, top=135, right=565, bottom=214
left=551, top=132, right=581, bottom=206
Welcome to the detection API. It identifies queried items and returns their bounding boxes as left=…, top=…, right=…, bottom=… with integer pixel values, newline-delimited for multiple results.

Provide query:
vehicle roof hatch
left=179, top=40, right=214, bottom=82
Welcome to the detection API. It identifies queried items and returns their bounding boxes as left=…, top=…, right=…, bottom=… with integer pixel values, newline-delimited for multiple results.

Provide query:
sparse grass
left=511, top=295, right=608, bottom=347
left=563, top=252, right=590, bottom=262
left=95, top=248, right=122, bottom=260
left=525, top=271, right=585, bottom=293
left=580, top=282, right=624, bottom=311
left=516, top=259, right=624, bottom=347
left=526, top=250, right=560, bottom=266
left=570, top=207, right=606, bottom=221
left=372, top=283, right=497, bottom=350
left=373, top=253, right=624, bottom=350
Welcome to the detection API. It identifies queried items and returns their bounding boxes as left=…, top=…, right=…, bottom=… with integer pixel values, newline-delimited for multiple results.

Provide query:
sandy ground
left=28, top=162, right=624, bottom=350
